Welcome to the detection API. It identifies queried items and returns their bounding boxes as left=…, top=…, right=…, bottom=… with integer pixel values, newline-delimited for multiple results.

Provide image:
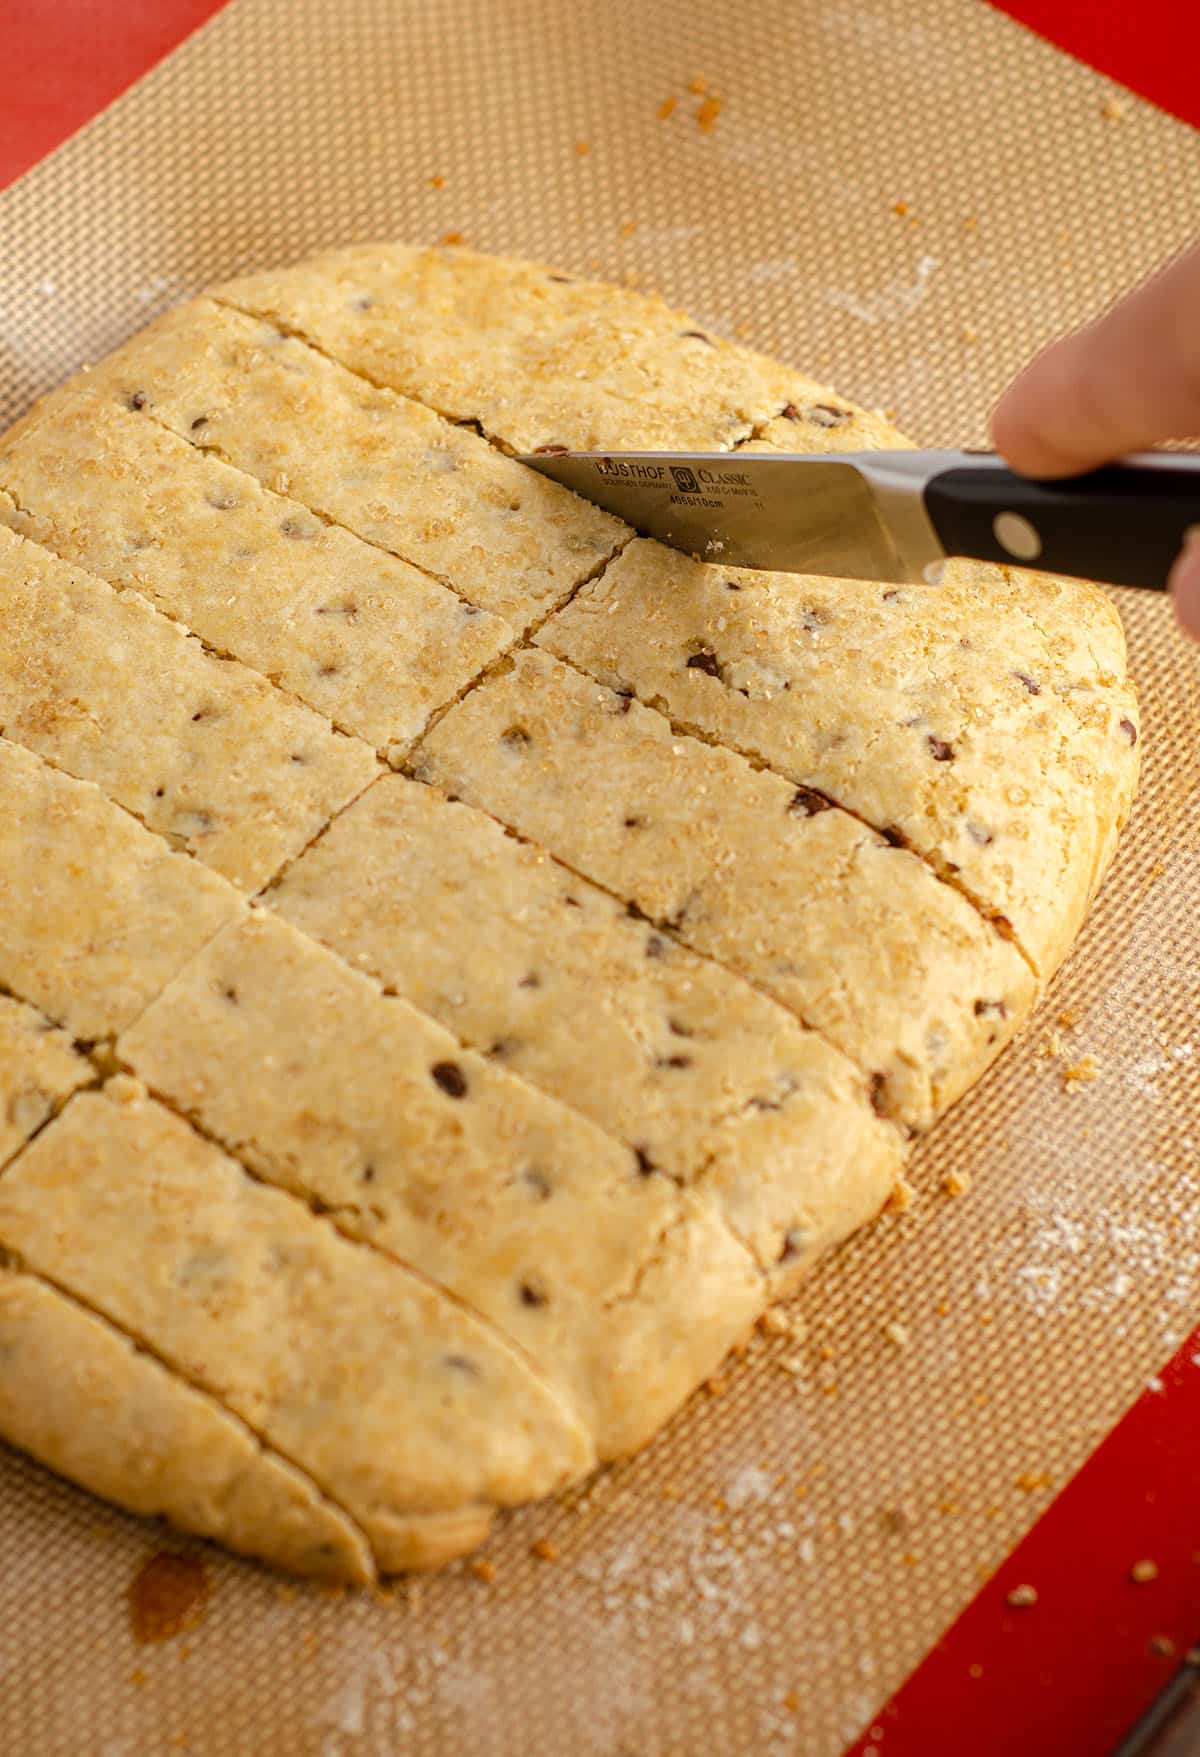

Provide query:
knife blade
left=520, top=447, right=1200, bottom=590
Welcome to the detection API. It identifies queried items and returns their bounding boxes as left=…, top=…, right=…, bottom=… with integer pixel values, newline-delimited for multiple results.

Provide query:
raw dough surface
left=0, top=246, right=1138, bottom=1577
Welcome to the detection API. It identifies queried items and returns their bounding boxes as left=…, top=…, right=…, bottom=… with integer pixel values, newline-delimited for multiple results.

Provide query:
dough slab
left=0, top=246, right=1139, bottom=1578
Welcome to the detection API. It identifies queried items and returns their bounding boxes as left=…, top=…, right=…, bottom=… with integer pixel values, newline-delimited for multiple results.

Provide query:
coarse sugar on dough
left=0, top=1267, right=376, bottom=1582
left=0, top=994, right=91, bottom=1170
left=78, top=298, right=626, bottom=631
left=0, top=1086, right=593, bottom=1573
left=213, top=243, right=909, bottom=455
left=118, top=909, right=763, bottom=1456
left=0, top=525, right=380, bottom=891
left=0, top=739, right=243, bottom=1040
left=413, top=649, right=1037, bottom=1130
left=0, top=398, right=514, bottom=753
left=538, top=540, right=1140, bottom=978
left=270, top=773, right=904, bottom=1283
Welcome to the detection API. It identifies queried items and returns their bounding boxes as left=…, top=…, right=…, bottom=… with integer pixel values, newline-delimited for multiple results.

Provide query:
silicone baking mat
left=1, top=2, right=1198, bottom=1751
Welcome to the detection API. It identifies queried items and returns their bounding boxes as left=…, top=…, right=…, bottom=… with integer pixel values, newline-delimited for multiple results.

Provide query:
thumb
left=1169, top=533, right=1200, bottom=641
left=991, top=243, right=1200, bottom=478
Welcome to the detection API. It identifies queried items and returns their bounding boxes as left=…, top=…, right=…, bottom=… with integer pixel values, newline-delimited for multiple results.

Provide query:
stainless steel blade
left=520, top=448, right=966, bottom=581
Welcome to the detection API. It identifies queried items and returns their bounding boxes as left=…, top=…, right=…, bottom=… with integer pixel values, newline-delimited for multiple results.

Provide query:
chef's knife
left=520, top=448, right=1200, bottom=590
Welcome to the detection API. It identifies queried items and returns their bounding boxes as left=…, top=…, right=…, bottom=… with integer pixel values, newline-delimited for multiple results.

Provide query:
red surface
left=0, top=0, right=228, bottom=188
left=847, top=1325, right=1200, bottom=1756
left=2, top=4, right=1199, bottom=1755
left=989, top=0, right=1200, bottom=129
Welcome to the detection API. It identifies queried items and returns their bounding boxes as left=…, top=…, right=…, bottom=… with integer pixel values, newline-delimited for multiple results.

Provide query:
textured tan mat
left=1, top=2, right=1198, bottom=1752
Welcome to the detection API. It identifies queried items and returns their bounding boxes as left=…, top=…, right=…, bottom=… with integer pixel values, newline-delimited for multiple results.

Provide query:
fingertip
left=1168, top=538, right=1200, bottom=641
left=989, top=355, right=1094, bottom=479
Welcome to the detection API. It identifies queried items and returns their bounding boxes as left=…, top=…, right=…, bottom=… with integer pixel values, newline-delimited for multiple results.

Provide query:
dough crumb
left=696, top=95, right=722, bottom=133
left=105, top=1073, right=147, bottom=1106
left=1100, top=96, right=1127, bottom=122
left=883, top=1319, right=909, bottom=1348
left=1149, top=1635, right=1176, bottom=1657
left=887, top=1175, right=916, bottom=1213
left=758, top=1307, right=799, bottom=1338
left=1131, top=1558, right=1159, bottom=1584
left=1062, top=1054, right=1101, bottom=1090
left=1007, top=1583, right=1038, bottom=1608
left=943, top=1170, right=972, bottom=1198
left=1015, top=1470, right=1052, bottom=1492
left=658, top=96, right=676, bottom=121
left=530, top=1538, right=559, bottom=1563
left=1057, top=1008, right=1080, bottom=1030
left=470, top=1558, right=497, bottom=1584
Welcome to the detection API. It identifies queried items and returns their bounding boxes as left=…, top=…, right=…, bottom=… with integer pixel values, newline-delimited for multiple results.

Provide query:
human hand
left=991, top=243, right=1200, bottom=639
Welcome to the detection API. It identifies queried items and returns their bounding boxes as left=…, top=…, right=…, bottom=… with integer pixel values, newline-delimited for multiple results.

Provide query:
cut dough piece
left=0, top=994, right=91, bottom=1169
left=0, top=1087, right=593, bottom=1571
left=0, top=397, right=514, bottom=753
left=213, top=244, right=908, bottom=455
left=413, top=650, right=1036, bottom=1130
left=0, top=525, right=379, bottom=891
left=270, top=774, right=904, bottom=1282
left=79, top=298, right=625, bottom=631
left=736, top=398, right=910, bottom=455
left=0, top=1268, right=375, bottom=1582
left=0, top=739, right=243, bottom=1039
left=119, top=910, right=763, bottom=1454
left=538, top=541, right=1141, bottom=978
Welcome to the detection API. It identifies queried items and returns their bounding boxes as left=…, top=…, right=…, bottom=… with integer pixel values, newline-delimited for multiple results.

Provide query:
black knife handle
left=923, top=459, right=1200, bottom=590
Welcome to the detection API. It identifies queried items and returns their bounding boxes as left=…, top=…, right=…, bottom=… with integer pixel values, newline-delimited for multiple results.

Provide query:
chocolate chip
left=501, top=725, right=531, bottom=749
left=431, top=1061, right=468, bottom=1098
left=547, top=274, right=572, bottom=284
left=533, top=443, right=570, bottom=455
left=686, top=650, right=721, bottom=678
left=656, top=1053, right=693, bottom=1070
left=280, top=517, right=313, bottom=540
left=222, top=986, right=238, bottom=1005
left=680, top=330, right=713, bottom=344
left=443, top=1353, right=478, bottom=1374
left=992, top=914, right=1017, bottom=942
left=623, top=815, right=643, bottom=828
left=634, top=1146, right=657, bottom=1177
left=523, top=1169, right=552, bottom=1200
left=927, top=736, right=955, bottom=762
left=518, top=971, right=541, bottom=989
left=626, top=900, right=651, bottom=924
left=519, top=1279, right=548, bottom=1308
left=781, top=403, right=801, bottom=421
left=360, top=1164, right=377, bottom=1184
left=645, top=934, right=666, bottom=959
left=882, top=588, right=901, bottom=602
left=1119, top=717, right=1138, bottom=745
left=777, top=1228, right=806, bottom=1264
left=966, top=820, right=993, bottom=846
left=190, top=415, right=209, bottom=431
left=789, top=785, right=831, bottom=817
left=614, top=688, right=635, bottom=714
left=1013, top=670, right=1041, bottom=695
left=191, top=708, right=210, bottom=722
left=881, top=825, right=907, bottom=848
left=128, top=392, right=147, bottom=411
left=809, top=403, right=851, bottom=427
left=973, top=998, right=1008, bottom=1018
left=290, top=752, right=307, bottom=765
left=459, top=417, right=486, bottom=437
left=354, top=293, right=374, bottom=311
left=724, top=579, right=742, bottom=592
left=668, top=1019, right=694, bottom=1037
left=564, top=895, right=582, bottom=908
left=488, top=1039, right=514, bottom=1058
left=868, top=1072, right=889, bottom=1116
